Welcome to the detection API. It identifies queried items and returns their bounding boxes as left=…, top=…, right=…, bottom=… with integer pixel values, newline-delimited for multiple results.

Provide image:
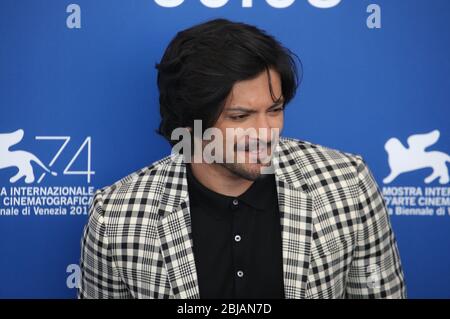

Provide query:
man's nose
left=254, top=114, right=276, bottom=143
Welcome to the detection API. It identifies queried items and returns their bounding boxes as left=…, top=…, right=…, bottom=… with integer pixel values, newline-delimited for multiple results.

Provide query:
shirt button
left=237, top=270, right=244, bottom=278
left=234, top=235, right=241, bottom=242
left=232, top=199, right=239, bottom=206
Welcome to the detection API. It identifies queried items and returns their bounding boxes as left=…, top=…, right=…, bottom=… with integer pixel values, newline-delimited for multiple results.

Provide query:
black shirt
left=186, top=163, right=285, bottom=299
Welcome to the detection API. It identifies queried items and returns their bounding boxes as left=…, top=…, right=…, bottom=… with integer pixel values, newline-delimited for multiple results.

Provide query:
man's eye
left=270, top=107, right=284, bottom=113
left=229, top=114, right=249, bottom=120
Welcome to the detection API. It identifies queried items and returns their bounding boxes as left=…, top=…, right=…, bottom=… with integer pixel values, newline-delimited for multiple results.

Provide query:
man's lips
left=247, top=148, right=267, bottom=154
left=237, top=147, right=269, bottom=153
left=238, top=147, right=272, bottom=159
left=236, top=143, right=271, bottom=152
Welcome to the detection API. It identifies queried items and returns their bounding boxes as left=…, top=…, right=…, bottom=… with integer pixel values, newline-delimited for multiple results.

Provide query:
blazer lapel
left=273, top=140, right=314, bottom=299
left=157, top=155, right=200, bottom=299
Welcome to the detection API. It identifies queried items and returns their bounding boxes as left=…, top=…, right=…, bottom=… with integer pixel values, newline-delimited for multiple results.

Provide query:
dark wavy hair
left=155, top=18, right=302, bottom=146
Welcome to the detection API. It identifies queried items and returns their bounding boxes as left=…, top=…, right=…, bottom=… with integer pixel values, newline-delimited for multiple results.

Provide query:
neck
left=189, top=162, right=253, bottom=197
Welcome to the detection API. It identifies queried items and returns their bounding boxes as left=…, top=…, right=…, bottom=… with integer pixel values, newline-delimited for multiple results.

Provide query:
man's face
left=208, top=68, right=284, bottom=181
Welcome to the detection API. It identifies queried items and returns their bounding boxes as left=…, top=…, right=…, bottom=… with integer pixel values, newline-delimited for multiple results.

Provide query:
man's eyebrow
left=225, top=99, right=285, bottom=113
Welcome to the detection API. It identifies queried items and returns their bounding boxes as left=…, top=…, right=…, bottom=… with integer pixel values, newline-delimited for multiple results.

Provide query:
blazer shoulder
left=280, top=136, right=363, bottom=166
left=278, top=136, right=366, bottom=192
left=94, top=154, right=176, bottom=199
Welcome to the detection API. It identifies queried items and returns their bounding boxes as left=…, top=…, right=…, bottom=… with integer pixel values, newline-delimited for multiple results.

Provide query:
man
left=78, top=18, right=406, bottom=299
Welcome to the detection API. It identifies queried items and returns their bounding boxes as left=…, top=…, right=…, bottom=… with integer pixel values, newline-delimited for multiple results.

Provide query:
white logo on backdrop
left=0, top=129, right=95, bottom=217
left=0, top=129, right=94, bottom=184
left=0, top=129, right=57, bottom=184
left=154, top=0, right=342, bottom=9
left=383, top=130, right=450, bottom=185
left=308, top=0, right=341, bottom=9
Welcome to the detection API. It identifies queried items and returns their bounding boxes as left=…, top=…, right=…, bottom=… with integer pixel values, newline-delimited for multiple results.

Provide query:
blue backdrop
left=1, top=0, right=449, bottom=298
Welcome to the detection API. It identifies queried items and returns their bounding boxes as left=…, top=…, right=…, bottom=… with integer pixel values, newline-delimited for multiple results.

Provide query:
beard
left=197, top=135, right=277, bottom=181
left=218, top=159, right=272, bottom=181
left=217, top=139, right=276, bottom=181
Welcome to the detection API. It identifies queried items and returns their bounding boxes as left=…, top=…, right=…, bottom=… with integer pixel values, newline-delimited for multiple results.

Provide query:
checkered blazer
left=78, top=136, right=406, bottom=299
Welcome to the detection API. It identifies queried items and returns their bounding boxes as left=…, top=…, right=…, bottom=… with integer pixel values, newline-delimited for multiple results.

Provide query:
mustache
left=234, top=140, right=273, bottom=152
